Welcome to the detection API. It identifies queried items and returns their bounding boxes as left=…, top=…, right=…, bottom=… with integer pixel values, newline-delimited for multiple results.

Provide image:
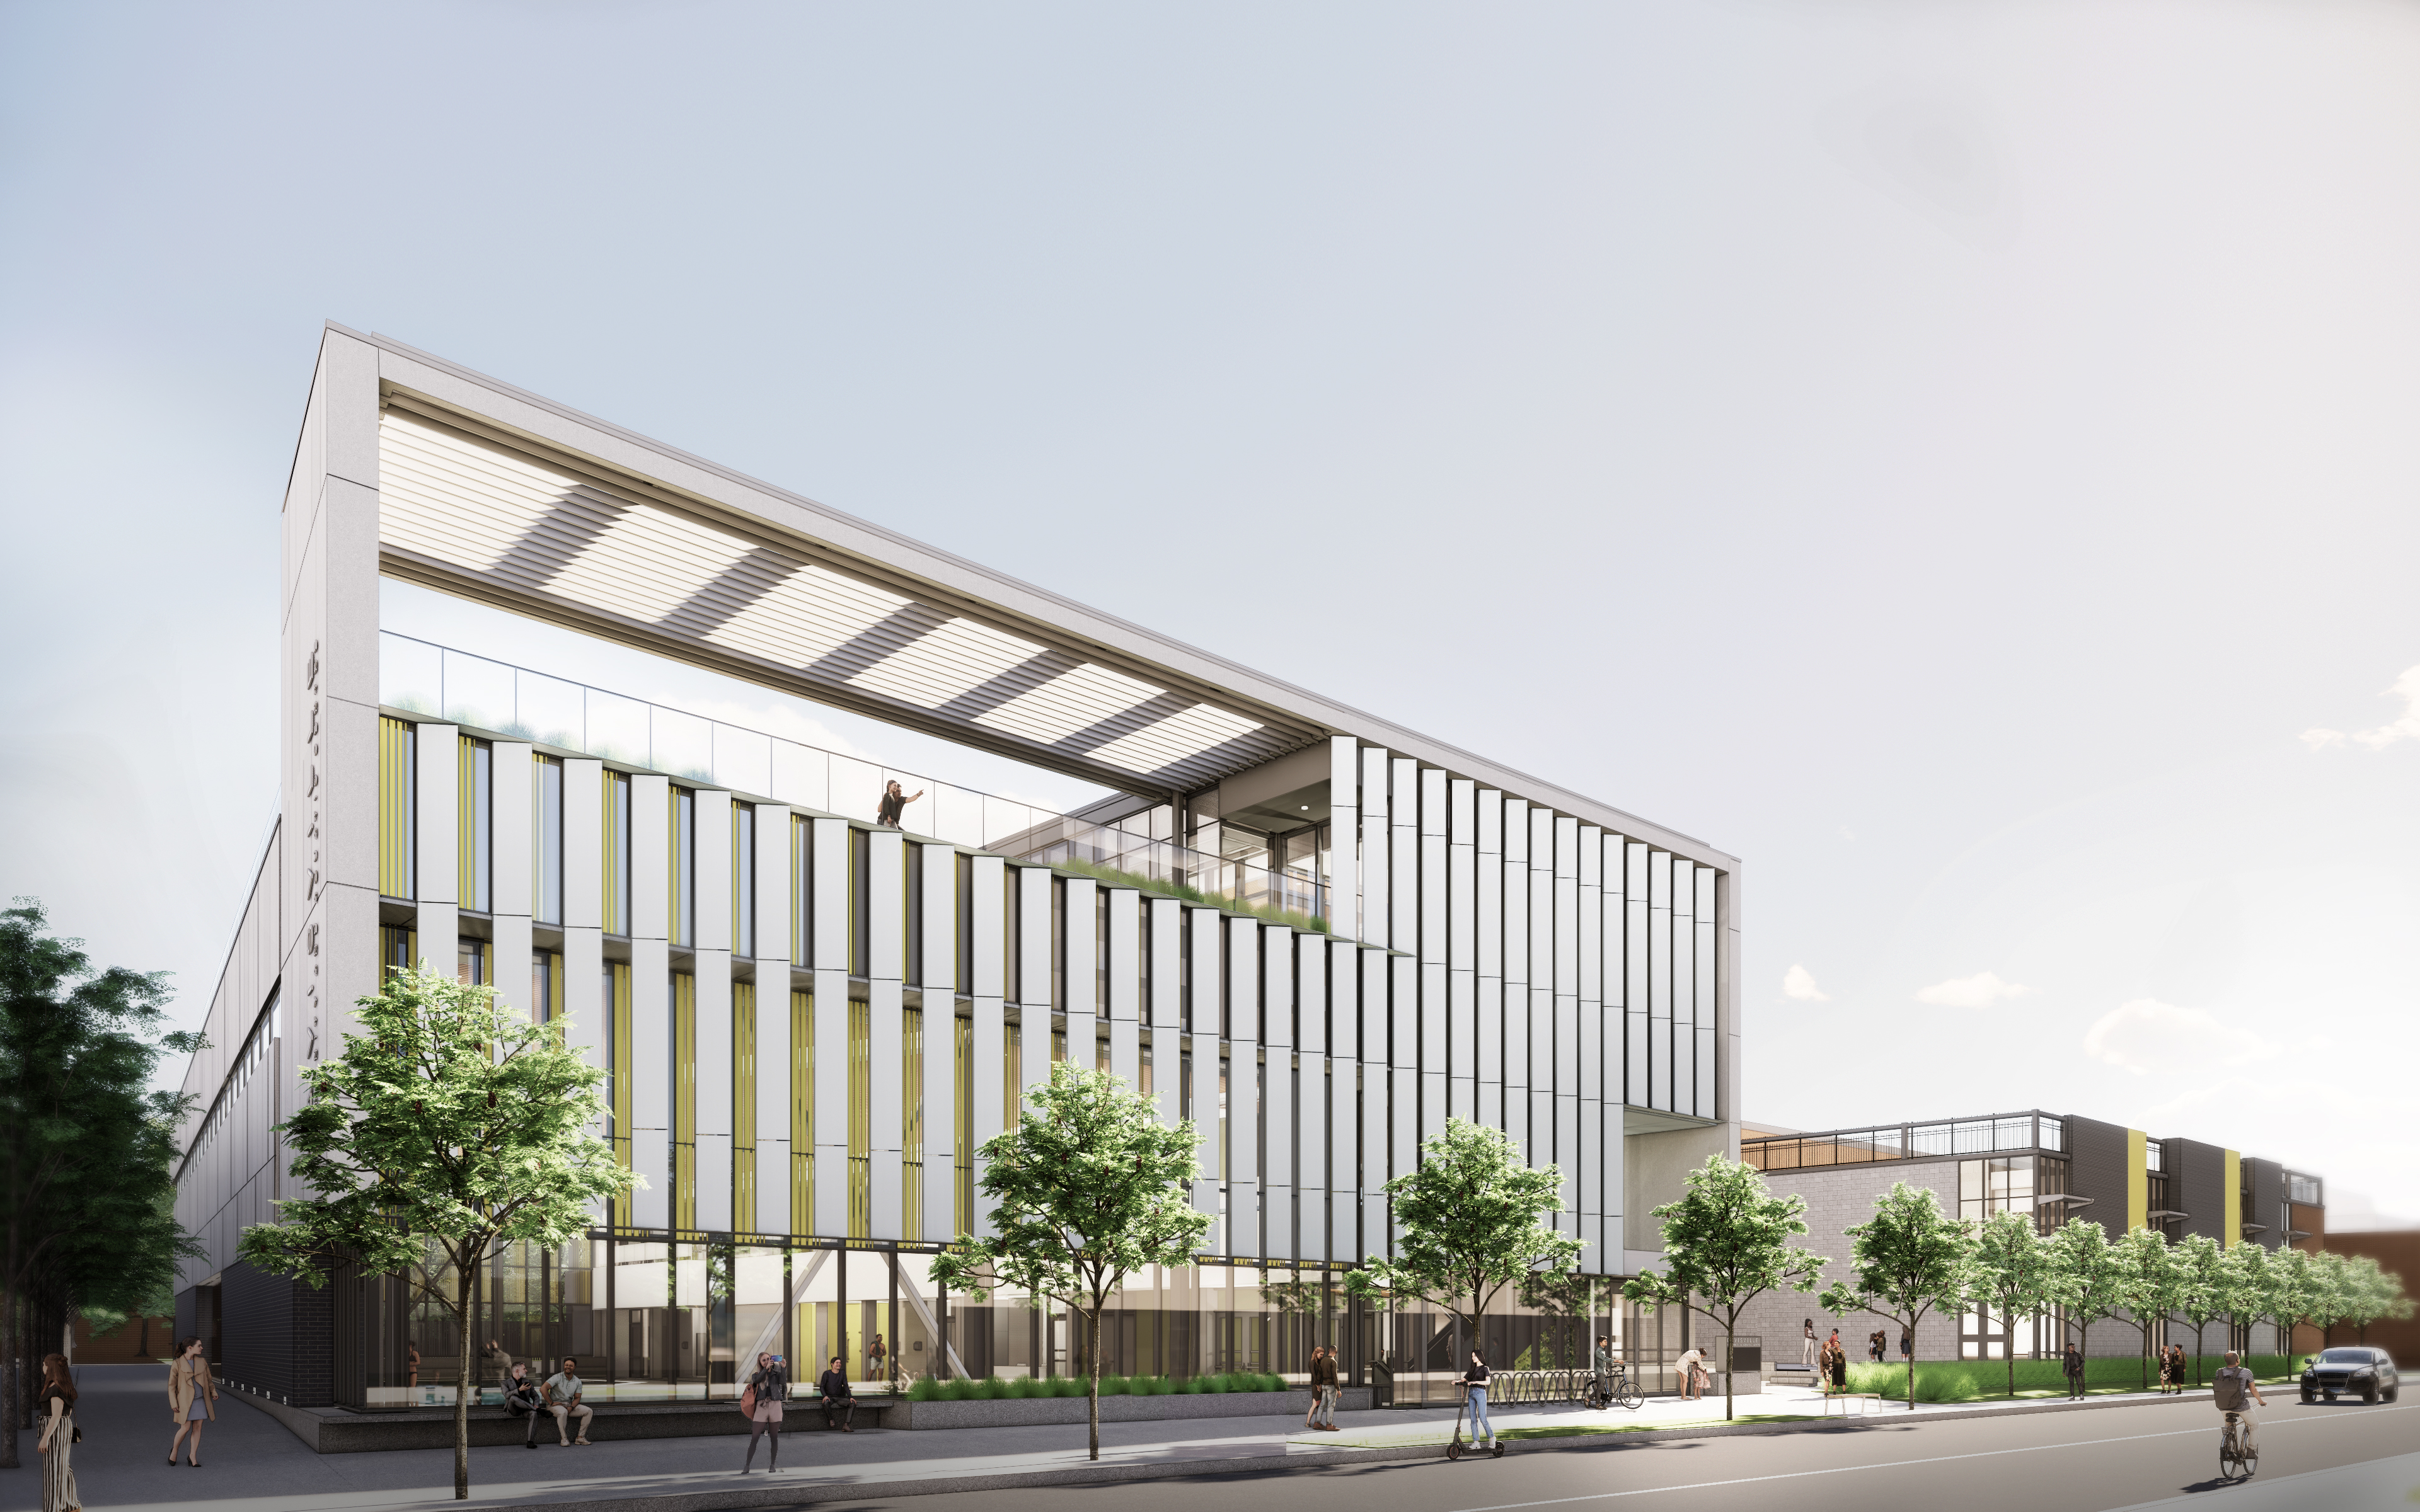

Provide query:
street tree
left=1345, top=1118, right=1585, bottom=1385
left=2259, top=1247, right=2327, bottom=1361
left=1966, top=1210, right=2058, bottom=1399
left=2045, top=1219, right=2126, bottom=1370
left=2111, top=1226, right=2184, bottom=1391
left=2338, top=1257, right=2412, bottom=1346
left=238, top=965, right=631, bottom=1501
left=2214, top=1240, right=2273, bottom=1361
left=932, top=1061, right=1210, bottom=1463
left=1818, top=1182, right=1974, bottom=1411
left=1624, top=1155, right=1828, bottom=1421
left=0, top=900, right=199, bottom=1469
left=1517, top=1265, right=1605, bottom=1373
left=2166, top=1234, right=2230, bottom=1386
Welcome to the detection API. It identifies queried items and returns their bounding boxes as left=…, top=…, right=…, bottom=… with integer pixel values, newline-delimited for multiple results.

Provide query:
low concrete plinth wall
left=890, top=1387, right=1373, bottom=1429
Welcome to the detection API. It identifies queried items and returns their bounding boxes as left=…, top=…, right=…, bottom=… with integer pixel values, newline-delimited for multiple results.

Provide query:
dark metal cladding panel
left=2065, top=1114, right=2131, bottom=1238
left=2171, top=1138, right=2229, bottom=1247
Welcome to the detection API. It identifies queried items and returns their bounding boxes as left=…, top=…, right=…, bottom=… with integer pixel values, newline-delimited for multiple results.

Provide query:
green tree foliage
left=2334, top=1256, right=2414, bottom=1345
left=1516, top=1265, right=1605, bottom=1372
left=931, top=1062, right=1210, bottom=1463
left=2044, top=1220, right=2126, bottom=1365
left=2215, top=1240, right=2274, bottom=1358
left=2260, top=1247, right=2326, bottom=1359
left=1818, top=1182, right=1974, bottom=1411
left=2166, top=1234, right=2230, bottom=1386
left=1623, top=1155, right=1827, bottom=1421
left=2110, top=1227, right=2186, bottom=1391
left=238, top=966, right=631, bottom=1501
left=1345, top=1118, right=1586, bottom=1376
left=1967, top=1210, right=2059, bottom=1399
left=0, top=900, right=199, bottom=1469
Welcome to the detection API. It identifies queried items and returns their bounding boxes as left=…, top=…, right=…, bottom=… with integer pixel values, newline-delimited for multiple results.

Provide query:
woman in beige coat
left=168, top=1336, right=217, bottom=1467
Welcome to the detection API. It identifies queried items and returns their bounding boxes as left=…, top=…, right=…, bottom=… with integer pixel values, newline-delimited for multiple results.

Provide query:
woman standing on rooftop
left=875, top=781, right=924, bottom=828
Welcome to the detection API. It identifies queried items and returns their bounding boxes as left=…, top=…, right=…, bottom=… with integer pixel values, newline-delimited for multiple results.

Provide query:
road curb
left=406, top=1390, right=2227, bottom=1510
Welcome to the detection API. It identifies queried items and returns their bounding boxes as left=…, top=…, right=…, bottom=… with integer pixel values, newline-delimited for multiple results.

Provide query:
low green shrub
left=1840, top=1353, right=2300, bottom=1402
left=943, top=1378, right=981, bottom=1401
left=907, top=1376, right=943, bottom=1402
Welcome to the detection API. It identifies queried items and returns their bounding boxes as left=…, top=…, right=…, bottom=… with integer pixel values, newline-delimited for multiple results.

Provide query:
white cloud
left=1913, top=970, right=2031, bottom=1009
left=2082, top=999, right=2274, bottom=1075
left=2302, top=663, right=2420, bottom=751
left=1781, top=964, right=1829, bottom=1002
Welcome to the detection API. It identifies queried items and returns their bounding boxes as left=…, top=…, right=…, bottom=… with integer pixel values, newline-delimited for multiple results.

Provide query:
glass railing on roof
left=1003, top=813, right=1328, bottom=932
left=377, top=631, right=1066, bottom=852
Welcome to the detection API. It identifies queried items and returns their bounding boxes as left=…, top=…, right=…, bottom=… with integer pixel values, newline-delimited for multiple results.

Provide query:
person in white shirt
left=541, top=1356, right=595, bottom=1446
left=1676, top=1346, right=1708, bottom=1400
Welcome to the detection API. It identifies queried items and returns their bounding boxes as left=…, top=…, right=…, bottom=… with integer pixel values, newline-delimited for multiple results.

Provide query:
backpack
left=2213, top=1367, right=2254, bottom=1412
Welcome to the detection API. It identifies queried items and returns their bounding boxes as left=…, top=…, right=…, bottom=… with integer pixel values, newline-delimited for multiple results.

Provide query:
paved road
left=785, top=1397, right=2420, bottom=1512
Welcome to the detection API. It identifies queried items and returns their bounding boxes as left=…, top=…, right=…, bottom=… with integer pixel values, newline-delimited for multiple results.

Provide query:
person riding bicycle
left=2213, top=1349, right=2266, bottom=1458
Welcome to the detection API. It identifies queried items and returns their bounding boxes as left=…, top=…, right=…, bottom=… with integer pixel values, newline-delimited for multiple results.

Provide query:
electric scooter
left=1445, top=1382, right=1507, bottom=1461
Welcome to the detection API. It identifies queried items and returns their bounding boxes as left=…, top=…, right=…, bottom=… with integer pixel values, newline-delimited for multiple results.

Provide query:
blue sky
left=5, top=1, right=2417, bottom=1224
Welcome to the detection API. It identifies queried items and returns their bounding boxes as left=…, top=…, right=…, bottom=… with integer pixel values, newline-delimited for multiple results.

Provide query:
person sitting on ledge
left=818, top=1356, right=856, bottom=1433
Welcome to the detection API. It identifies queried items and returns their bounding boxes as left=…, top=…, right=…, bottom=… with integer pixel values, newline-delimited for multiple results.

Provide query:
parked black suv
left=2300, top=1348, right=2399, bottom=1404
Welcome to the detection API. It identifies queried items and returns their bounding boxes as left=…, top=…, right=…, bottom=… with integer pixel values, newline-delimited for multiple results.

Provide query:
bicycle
left=2217, top=1411, right=2258, bottom=1482
left=1583, top=1367, right=1644, bottom=1412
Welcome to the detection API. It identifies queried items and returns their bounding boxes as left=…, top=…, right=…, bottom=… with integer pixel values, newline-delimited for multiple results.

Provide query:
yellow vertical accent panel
left=848, top=1000, right=871, bottom=1239
left=674, top=971, right=698, bottom=1236
left=955, top=1014, right=973, bottom=1237
left=378, top=717, right=415, bottom=898
left=609, top=963, right=633, bottom=1228
left=902, top=1007, right=924, bottom=1244
left=601, top=770, right=626, bottom=936
left=734, top=982, right=756, bottom=1236
left=791, top=990, right=813, bottom=1235
left=2223, top=1150, right=2242, bottom=1249
left=2126, top=1128, right=2149, bottom=1232
left=458, top=736, right=478, bottom=907
left=1003, top=1023, right=1020, bottom=1131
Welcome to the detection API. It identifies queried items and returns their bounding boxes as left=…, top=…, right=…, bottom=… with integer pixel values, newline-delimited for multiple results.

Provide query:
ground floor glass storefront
left=333, top=1233, right=1673, bottom=1409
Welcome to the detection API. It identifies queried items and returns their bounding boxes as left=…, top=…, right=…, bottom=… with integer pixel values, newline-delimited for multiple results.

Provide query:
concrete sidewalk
left=1, top=1364, right=2220, bottom=1512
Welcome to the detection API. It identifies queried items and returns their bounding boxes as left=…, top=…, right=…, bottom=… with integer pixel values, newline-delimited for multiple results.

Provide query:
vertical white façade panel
left=1417, top=766, right=1446, bottom=1144
left=1296, top=933, right=1326, bottom=1263
left=811, top=816, right=850, bottom=1239
left=1359, top=747, right=1389, bottom=950
left=1327, top=737, right=1359, bottom=942
left=922, top=843, right=956, bottom=1245
left=1530, top=808, right=1556, bottom=1172
left=1392, top=758, right=1420, bottom=961
left=1147, top=897, right=1182, bottom=1128
left=754, top=805, right=792, bottom=1237
left=1361, top=948, right=1391, bottom=1247
left=1647, top=850, right=1672, bottom=1111
left=1018, top=867, right=1052, bottom=1103
left=414, top=723, right=459, bottom=970
left=1446, top=778, right=1476, bottom=1123
left=1107, top=886, right=1139, bottom=1091
left=693, top=793, right=734, bottom=1233
left=491, top=742, right=534, bottom=1020
left=1063, top=875, right=1096, bottom=1077
left=1670, top=852, right=1694, bottom=1117
left=1695, top=866, right=1718, bottom=1121
left=1475, top=789, right=1503, bottom=1133
left=1188, top=906, right=1224, bottom=1249
left=1329, top=942, right=1358, bottom=1261
left=1501, top=799, right=1529, bottom=1155
left=1576, top=825, right=1602, bottom=1261
left=629, top=774, right=670, bottom=1230
left=1552, top=814, right=1579, bottom=1232
left=1262, top=924, right=1293, bottom=1261
left=969, top=855, right=1005, bottom=1238
left=867, top=830, right=903, bottom=1239
left=1226, top=919, right=1259, bottom=1259
left=561, top=758, right=605, bottom=1068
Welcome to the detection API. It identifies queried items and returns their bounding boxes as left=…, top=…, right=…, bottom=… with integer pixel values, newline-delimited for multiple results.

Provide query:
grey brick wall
left=1734, top=1160, right=1967, bottom=1365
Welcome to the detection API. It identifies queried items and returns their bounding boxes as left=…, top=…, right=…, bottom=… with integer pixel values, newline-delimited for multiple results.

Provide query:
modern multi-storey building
left=1737, top=1109, right=2326, bottom=1363
left=172, top=324, right=1741, bottom=1415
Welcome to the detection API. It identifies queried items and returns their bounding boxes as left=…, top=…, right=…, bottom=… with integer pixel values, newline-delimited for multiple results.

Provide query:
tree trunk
left=0, top=1281, right=16, bottom=1469
left=452, top=1261, right=476, bottom=1499
left=1722, top=1316, right=1735, bottom=1423
left=1085, top=1300, right=1102, bottom=1462
left=1904, top=1323, right=1915, bottom=1410
left=2005, top=1305, right=2016, bottom=1399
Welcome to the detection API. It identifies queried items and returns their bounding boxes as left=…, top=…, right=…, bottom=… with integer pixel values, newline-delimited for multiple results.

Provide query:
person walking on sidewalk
left=1802, top=1319, right=1816, bottom=1367
left=542, top=1357, right=595, bottom=1445
left=742, top=1351, right=789, bottom=1472
left=166, top=1336, right=216, bottom=1467
left=1826, top=1338, right=1848, bottom=1395
left=1459, top=1352, right=1496, bottom=1447
left=1305, top=1346, right=1341, bottom=1431
left=37, top=1352, right=79, bottom=1511
left=2063, top=1343, right=2087, bottom=1400
left=1898, top=1329, right=1911, bottom=1363
left=819, top=1356, right=857, bottom=1432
